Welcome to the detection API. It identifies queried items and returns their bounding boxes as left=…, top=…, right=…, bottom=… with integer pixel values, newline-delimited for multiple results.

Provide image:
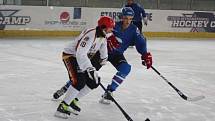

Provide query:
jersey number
left=80, top=41, right=86, bottom=47
left=79, top=36, right=89, bottom=47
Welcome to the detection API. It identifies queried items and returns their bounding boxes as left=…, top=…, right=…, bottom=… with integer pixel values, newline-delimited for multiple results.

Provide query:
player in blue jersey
left=100, top=7, right=152, bottom=104
left=52, top=7, right=152, bottom=106
left=125, top=0, right=148, bottom=33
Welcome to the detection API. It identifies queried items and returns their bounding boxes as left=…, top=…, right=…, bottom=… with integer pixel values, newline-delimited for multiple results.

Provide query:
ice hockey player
left=99, top=7, right=152, bottom=104
left=53, top=7, right=152, bottom=105
left=54, top=16, right=115, bottom=119
left=125, top=0, right=148, bottom=33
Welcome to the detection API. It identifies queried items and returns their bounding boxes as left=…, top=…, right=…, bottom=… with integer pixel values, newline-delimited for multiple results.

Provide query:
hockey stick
left=151, top=66, right=205, bottom=101
left=99, top=83, right=150, bottom=121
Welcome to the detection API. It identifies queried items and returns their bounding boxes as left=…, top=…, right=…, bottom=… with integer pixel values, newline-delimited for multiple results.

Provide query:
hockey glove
left=141, top=52, right=152, bottom=69
left=107, top=34, right=121, bottom=52
left=86, top=67, right=100, bottom=85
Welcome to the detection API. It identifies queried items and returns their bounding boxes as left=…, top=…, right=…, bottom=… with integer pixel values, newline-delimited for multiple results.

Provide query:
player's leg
left=73, top=52, right=103, bottom=100
left=55, top=54, right=86, bottom=118
left=52, top=52, right=102, bottom=100
left=100, top=54, right=131, bottom=104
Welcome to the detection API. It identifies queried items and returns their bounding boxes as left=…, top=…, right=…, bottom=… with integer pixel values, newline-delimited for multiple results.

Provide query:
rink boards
left=0, top=5, right=215, bottom=38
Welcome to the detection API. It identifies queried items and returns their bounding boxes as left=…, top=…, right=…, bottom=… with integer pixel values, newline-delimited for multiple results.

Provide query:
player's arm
left=99, top=39, right=108, bottom=66
left=139, top=4, right=148, bottom=26
left=76, top=35, right=94, bottom=71
left=134, top=28, right=147, bottom=54
left=134, top=28, right=152, bottom=69
left=140, top=5, right=146, bottom=18
left=106, top=33, right=121, bottom=53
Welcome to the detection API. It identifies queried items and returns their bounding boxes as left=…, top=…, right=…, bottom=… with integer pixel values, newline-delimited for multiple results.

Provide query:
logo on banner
left=60, top=12, right=70, bottom=23
left=45, top=8, right=86, bottom=29
left=101, top=11, right=152, bottom=22
left=73, top=8, right=81, bottom=19
left=101, top=11, right=122, bottom=21
left=0, top=10, right=31, bottom=30
left=167, top=12, right=215, bottom=32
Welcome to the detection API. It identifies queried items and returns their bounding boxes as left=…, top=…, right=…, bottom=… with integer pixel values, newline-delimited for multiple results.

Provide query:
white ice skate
left=99, top=91, right=113, bottom=105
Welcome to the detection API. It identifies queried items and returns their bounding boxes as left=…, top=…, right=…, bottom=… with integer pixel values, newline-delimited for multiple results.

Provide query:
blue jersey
left=125, top=3, right=146, bottom=22
left=112, top=21, right=147, bottom=55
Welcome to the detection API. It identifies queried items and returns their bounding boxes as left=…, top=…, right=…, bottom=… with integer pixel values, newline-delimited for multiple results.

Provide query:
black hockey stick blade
left=145, top=118, right=150, bottom=121
left=170, top=83, right=205, bottom=102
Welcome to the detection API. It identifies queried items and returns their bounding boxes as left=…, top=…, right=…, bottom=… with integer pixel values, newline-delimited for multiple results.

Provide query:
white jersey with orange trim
left=64, top=28, right=108, bottom=71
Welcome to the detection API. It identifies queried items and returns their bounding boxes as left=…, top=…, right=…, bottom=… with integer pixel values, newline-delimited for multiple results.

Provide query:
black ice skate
left=69, top=98, right=81, bottom=115
left=53, top=86, right=67, bottom=100
left=54, top=101, right=71, bottom=119
left=99, top=90, right=113, bottom=104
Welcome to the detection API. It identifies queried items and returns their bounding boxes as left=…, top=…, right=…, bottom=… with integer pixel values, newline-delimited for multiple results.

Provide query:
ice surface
left=0, top=38, right=215, bottom=121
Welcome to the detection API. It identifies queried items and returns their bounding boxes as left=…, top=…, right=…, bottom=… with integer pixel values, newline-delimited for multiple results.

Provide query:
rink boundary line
left=0, top=30, right=80, bottom=37
left=144, top=32, right=215, bottom=39
left=0, top=30, right=215, bottom=38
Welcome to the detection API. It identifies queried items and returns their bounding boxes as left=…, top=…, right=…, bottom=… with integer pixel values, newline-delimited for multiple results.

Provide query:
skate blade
left=51, top=98, right=62, bottom=102
left=99, top=98, right=111, bottom=105
left=54, top=111, right=69, bottom=119
left=67, top=108, right=79, bottom=115
left=51, top=98, right=59, bottom=101
left=70, top=110, right=79, bottom=115
left=67, top=107, right=80, bottom=115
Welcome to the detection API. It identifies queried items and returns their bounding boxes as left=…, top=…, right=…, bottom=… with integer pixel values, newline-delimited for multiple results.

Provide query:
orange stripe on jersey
left=75, top=28, right=96, bottom=50
left=70, top=65, right=78, bottom=86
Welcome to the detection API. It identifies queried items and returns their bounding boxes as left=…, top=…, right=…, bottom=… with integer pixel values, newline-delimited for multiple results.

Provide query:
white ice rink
left=0, top=38, right=214, bottom=121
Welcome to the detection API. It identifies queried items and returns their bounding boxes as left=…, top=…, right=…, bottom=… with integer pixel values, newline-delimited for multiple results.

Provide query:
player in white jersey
left=54, top=16, right=115, bottom=119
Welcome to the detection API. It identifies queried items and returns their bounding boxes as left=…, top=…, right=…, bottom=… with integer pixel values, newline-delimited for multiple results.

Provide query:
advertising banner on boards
left=0, top=9, right=31, bottom=30
left=0, top=5, right=214, bottom=33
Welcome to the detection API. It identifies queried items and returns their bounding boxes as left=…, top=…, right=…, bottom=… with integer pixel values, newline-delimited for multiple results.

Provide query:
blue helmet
left=122, top=7, right=134, bottom=17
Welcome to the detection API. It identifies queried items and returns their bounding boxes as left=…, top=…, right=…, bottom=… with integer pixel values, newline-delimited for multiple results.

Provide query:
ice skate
left=53, top=86, right=67, bottom=100
left=54, top=101, right=71, bottom=119
left=99, top=91, right=113, bottom=104
left=69, top=98, right=81, bottom=115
